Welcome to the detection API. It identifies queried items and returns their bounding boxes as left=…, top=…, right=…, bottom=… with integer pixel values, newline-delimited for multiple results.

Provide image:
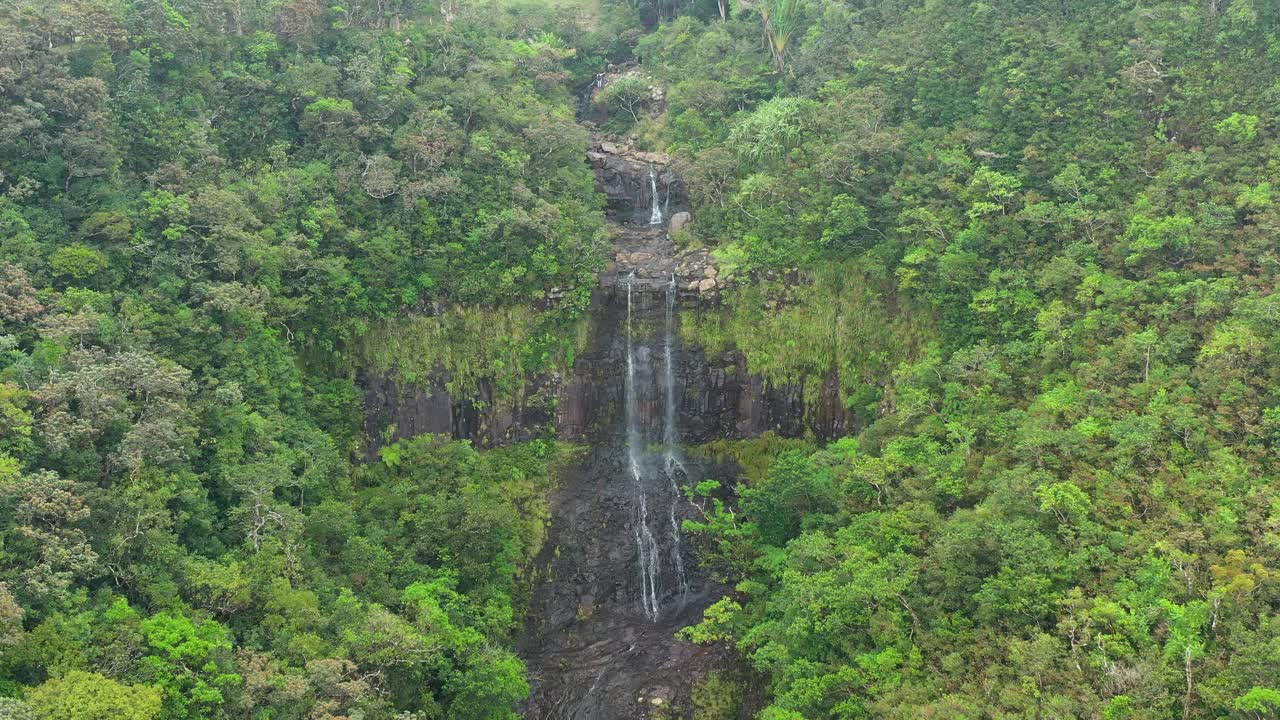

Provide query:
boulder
left=697, top=278, right=717, bottom=292
left=668, top=211, right=691, bottom=234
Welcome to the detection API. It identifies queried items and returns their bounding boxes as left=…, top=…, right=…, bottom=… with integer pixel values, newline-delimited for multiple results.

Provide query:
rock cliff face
left=519, top=273, right=722, bottom=719
left=360, top=141, right=858, bottom=456
left=359, top=295, right=842, bottom=456
left=361, top=369, right=553, bottom=457
left=587, top=139, right=689, bottom=225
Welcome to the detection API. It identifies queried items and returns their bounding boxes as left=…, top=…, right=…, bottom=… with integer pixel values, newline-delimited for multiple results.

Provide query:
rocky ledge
left=601, top=225, right=726, bottom=301
left=588, top=137, right=723, bottom=301
left=587, top=138, right=689, bottom=225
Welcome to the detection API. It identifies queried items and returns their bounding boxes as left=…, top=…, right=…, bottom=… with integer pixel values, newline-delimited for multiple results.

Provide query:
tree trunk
left=1182, top=647, right=1194, bottom=720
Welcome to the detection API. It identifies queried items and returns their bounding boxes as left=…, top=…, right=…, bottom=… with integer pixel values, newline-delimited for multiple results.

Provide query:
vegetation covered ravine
left=5, top=0, right=1280, bottom=719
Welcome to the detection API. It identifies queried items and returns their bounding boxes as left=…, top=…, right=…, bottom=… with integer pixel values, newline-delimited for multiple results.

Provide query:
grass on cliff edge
left=680, top=260, right=935, bottom=420
left=355, top=306, right=590, bottom=405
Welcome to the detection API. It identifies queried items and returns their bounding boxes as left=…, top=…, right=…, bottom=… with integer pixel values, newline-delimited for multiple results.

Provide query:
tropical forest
left=1, top=0, right=1279, bottom=718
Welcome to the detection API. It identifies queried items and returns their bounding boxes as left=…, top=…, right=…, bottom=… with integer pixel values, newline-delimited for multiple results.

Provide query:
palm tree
left=744, top=0, right=798, bottom=71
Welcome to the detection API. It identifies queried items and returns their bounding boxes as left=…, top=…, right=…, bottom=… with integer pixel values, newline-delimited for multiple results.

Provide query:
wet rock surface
left=600, top=225, right=723, bottom=300
left=361, top=369, right=553, bottom=459
left=587, top=138, right=689, bottom=225
left=519, top=178, right=724, bottom=715
left=517, top=433, right=722, bottom=719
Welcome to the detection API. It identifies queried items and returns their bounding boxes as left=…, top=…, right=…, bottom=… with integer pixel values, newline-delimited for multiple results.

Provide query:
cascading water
left=626, top=276, right=662, bottom=620
left=623, top=273, right=692, bottom=620
left=648, top=164, right=664, bottom=226
left=520, top=138, right=715, bottom=717
left=662, top=274, right=690, bottom=601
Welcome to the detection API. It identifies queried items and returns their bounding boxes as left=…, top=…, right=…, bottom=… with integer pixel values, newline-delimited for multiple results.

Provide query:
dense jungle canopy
left=2, top=0, right=1280, bottom=718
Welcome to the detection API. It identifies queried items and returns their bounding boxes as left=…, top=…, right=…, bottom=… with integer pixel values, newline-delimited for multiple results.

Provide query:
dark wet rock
left=518, top=440, right=721, bottom=719
left=587, top=138, right=689, bottom=225
left=546, top=286, right=818, bottom=446
left=519, top=273, right=723, bottom=720
left=360, top=369, right=553, bottom=459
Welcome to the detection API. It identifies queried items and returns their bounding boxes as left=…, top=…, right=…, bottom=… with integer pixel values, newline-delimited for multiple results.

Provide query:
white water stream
left=624, top=274, right=689, bottom=619
left=648, top=165, right=663, bottom=225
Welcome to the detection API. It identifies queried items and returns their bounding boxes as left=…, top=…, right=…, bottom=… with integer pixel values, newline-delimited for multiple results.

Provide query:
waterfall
left=521, top=131, right=712, bottom=718
left=626, top=276, right=661, bottom=620
left=662, top=275, right=690, bottom=600
left=624, top=274, right=691, bottom=619
left=648, top=165, right=664, bottom=226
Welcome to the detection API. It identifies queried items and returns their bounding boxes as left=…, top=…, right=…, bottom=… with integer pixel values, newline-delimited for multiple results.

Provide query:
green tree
left=26, top=671, right=163, bottom=720
left=138, top=612, right=241, bottom=719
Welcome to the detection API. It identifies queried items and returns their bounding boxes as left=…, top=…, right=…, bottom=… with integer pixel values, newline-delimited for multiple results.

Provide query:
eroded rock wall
left=588, top=139, right=689, bottom=225
left=359, top=297, right=857, bottom=455
left=360, top=369, right=554, bottom=459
